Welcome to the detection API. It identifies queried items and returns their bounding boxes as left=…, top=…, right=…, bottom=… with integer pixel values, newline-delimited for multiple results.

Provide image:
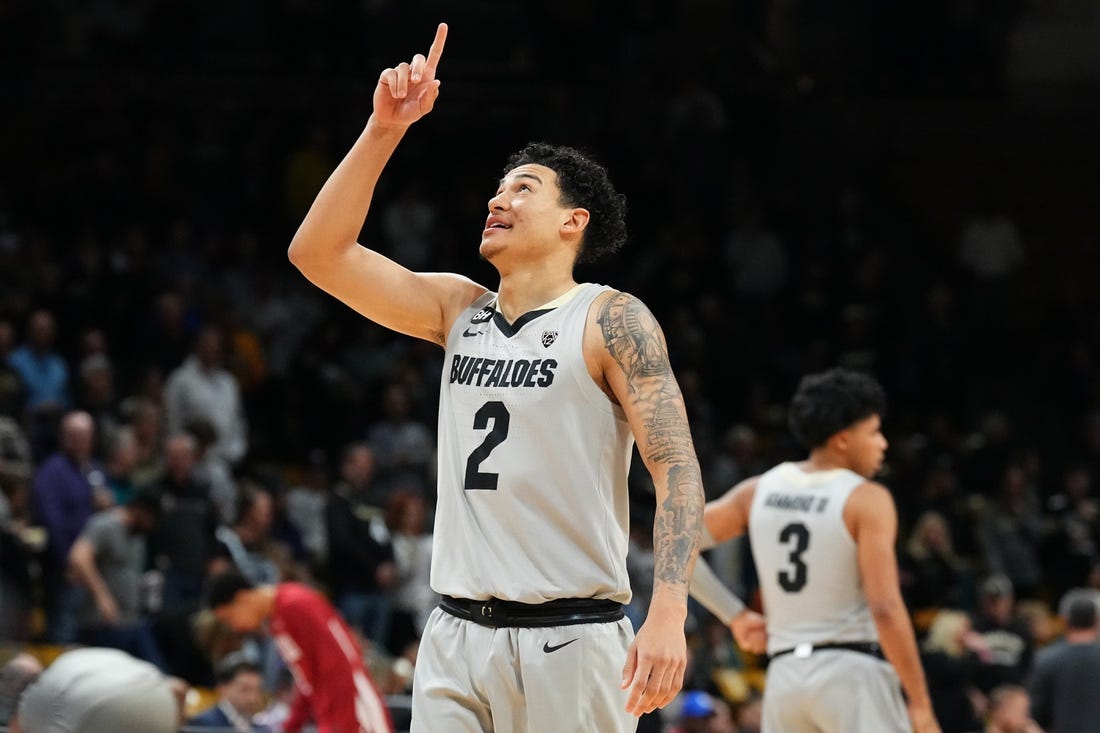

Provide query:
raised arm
left=589, top=291, right=703, bottom=716
left=850, top=482, right=942, bottom=733
left=287, top=22, right=486, bottom=346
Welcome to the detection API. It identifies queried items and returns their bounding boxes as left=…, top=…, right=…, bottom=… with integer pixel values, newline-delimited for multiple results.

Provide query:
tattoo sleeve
left=598, top=293, right=703, bottom=591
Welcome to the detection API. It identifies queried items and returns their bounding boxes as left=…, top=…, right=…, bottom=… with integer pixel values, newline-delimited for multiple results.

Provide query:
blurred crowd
left=2, top=1, right=1100, bottom=732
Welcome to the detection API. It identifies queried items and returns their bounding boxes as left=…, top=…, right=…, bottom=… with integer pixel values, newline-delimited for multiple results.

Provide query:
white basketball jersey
left=748, top=462, right=879, bottom=653
left=431, top=283, right=634, bottom=604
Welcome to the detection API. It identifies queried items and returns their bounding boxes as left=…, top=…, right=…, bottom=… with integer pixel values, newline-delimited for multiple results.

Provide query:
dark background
left=3, top=0, right=1100, bottom=618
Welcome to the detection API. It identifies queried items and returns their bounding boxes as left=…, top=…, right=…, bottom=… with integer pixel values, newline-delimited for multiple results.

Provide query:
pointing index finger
left=424, top=22, right=448, bottom=76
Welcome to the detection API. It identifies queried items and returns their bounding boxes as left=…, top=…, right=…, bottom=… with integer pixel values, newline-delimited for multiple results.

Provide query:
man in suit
left=188, top=653, right=272, bottom=732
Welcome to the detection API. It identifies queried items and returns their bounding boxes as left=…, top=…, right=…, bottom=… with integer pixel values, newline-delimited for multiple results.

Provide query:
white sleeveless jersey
left=748, top=462, right=879, bottom=653
left=431, top=283, right=634, bottom=604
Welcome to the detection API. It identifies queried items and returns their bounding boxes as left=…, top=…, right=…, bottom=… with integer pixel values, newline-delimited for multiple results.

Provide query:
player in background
left=207, top=568, right=394, bottom=733
left=689, top=368, right=940, bottom=733
left=287, top=21, right=705, bottom=732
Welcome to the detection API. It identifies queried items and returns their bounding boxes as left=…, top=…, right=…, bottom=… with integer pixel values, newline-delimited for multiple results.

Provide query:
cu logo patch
left=541, top=330, right=558, bottom=348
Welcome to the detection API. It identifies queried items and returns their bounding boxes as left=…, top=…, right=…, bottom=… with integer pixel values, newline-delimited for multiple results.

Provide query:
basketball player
left=207, top=568, right=394, bottom=733
left=287, top=22, right=706, bottom=733
left=690, top=368, right=940, bottom=733
left=14, top=647, right=183, bottom=733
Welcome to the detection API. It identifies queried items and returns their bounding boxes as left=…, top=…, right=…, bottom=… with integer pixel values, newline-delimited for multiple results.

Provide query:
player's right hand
left=729, top=609, right=767, bottom=655
left=907, top=701, right=942, bottom=733
left=372, top=22, right=447, bottom=129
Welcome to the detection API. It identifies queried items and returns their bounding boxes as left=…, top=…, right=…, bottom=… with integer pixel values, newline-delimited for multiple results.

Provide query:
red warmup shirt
left=270, top=583, right=393, bottom=733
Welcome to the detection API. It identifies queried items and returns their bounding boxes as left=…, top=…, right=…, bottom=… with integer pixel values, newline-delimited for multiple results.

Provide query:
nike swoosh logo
left=543, top=638, right=579, bottom=653
left=462, top=327, right=484, bottom=337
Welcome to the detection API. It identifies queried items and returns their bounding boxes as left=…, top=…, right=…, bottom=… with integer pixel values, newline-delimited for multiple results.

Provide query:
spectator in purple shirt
left=31, top=410, right=113, bottom=642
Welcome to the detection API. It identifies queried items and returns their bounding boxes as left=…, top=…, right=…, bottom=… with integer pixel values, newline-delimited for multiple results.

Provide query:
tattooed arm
left=586, top=290, right=704, bottom=717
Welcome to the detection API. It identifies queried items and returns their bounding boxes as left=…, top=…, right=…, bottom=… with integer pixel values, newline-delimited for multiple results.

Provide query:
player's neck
left=802, top=449, right=852, bottom=473
left=1066, top=627, right=1098, bottom=644
left=495, top=271, right=578, bottom=324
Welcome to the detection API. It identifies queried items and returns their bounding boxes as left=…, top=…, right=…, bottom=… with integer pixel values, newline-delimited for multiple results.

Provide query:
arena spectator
left=187, top=416, right=239, bottom=526
left=75, top=352, right=120, bottom=458
left=971, top=574, right=1035, bottom=693
left=325, top=442, right=396, bottom=650
left=31, top=410, right=112, bottom=642
left=0, top=319, right=27, bottom=419
left=921, top=608, right=990, bottom=732
left=384, top=489, right=435, bottom=656
left=187, top=652, right=272, bottom=732
left=147, top=431, right=220, bottom=613
left=212, top=483, right=283, bottom=587
left=1027, top=588, right=1100, bottom=733
left=978, top=467, right=1044, bottom=600
left=163, top=324, right=248, bottom=468
left=668, top=690, right=718, bottom=733
left=900, top=509, right=972, bottom=613
left=282, top=448, right=332, bottom=572
left=976, top=684, right=1042, bottom=733
left=0, top=478, right=38, bottom=639
left=365, top=382, right=434, bottom=497
left=102, top=424, right=139, bottom=505
left=8, top=310, right=69, bottom=461
left=119, top=396, right=165, bottom=488
left=67, top=489, right=166, bottom=670
left=252, top=666, right=296, bottom=732
left=1041, top=463, right=1100, bottom=601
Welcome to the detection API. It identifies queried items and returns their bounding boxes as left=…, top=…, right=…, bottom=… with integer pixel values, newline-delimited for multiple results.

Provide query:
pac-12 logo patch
left=541, top=330, right=558, bottom=348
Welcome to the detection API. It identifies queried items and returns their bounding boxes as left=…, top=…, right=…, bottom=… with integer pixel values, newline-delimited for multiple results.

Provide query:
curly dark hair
left=504, top=142, right=628, bottom=264
left=205, top=566, right=255, bottom=610
left=788, top=367, right=887, bottom=449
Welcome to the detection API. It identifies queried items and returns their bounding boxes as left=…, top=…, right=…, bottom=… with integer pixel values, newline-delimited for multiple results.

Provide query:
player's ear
left=561, top=207, right=590, bottom=236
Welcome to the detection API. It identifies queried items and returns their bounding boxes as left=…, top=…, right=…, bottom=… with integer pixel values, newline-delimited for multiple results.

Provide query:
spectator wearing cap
left=14, top=647, right=182, bottom=733
left=1027, top=588, right=1100, bottom=733
left=187, top=653, right=272, bottom=732
left=669, top=690, right=718, bottom=733
left=972, top=574, right=1035, bottom=693
left=67, top=489, right=167, bottom=669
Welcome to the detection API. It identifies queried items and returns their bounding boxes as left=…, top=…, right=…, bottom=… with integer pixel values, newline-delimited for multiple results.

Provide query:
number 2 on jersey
left=778, top=521, right=810, bottom=592
left=464, top=401, right=510, bottom=490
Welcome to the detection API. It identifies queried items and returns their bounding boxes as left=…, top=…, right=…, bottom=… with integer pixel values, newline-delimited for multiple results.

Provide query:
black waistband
left=768, top=641, right=884, bottom=663
left=439, top=595, right=624, bottom=628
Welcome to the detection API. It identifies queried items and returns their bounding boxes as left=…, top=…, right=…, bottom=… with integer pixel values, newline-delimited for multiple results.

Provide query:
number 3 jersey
left=748, top=462, right=880, bottom=654
left=432, top=284, right=634, bottom=605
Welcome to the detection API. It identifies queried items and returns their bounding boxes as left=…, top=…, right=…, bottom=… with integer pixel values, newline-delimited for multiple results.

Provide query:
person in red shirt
left=207, top=568, right=394, bottom=733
